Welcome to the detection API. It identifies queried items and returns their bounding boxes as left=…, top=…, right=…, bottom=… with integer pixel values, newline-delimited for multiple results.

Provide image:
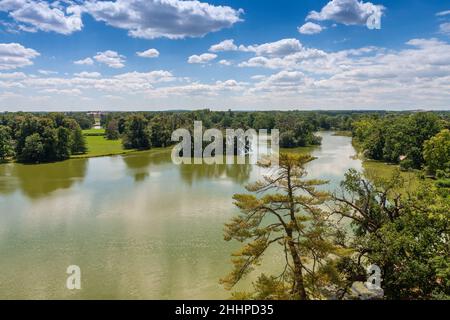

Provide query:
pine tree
left=221, top=153, right=340, bottom=299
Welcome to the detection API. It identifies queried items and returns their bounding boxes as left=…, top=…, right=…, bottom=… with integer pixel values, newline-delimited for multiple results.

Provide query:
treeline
left=2, top=110, right=449, bottom=167
left=352, top=112, right=450, bottom=176
left=101, top=109, right=366, bottom=150
left=0, top=113, right=87, bottom=163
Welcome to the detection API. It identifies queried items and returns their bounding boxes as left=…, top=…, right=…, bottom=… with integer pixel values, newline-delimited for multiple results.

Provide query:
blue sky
left=0, top=0, right=449, bottom=111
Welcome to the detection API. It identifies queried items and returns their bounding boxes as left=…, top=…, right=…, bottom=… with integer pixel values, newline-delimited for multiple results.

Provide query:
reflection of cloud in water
left=306, top=133, right=362, bottom=187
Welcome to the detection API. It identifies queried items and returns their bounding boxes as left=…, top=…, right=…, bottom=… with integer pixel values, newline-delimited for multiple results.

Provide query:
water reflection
left=122, top=150, right=170, bottom=183
left=0, top=159, right=87, bottom=199
left=179, top=160, right=252, bottom=185
left=0, top=131, right=364, bottom=299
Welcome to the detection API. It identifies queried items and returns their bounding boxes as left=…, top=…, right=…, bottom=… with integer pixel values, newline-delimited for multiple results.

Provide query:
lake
left=0, top=132, right=362, bottom=299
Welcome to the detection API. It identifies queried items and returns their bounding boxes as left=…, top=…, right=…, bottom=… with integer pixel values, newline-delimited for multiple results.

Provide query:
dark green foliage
left=423, top=129, right=450, bottom=176
left=0, top=114, right=87, bottom=163
left=353, top=112, right=443, bottom=168
left=71, top=127, right=87, bottom=154
left=333, top=170, right=450, bottom=299
left=55, top=127, right=72, bottom=160
left=20, top=133, right=45, bottom=163
left=105, top=119, right=120, bottom=140
left=67, top=112, right=95, bottom=130
left=122, top=115, right=152, bottom=150
left=0, top=125, right=14, bottom=161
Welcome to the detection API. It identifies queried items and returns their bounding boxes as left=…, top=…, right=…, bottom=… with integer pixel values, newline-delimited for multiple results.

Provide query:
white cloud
left=38, top=69, right=58, bottom=75
left=0, top=0, right=83, bottom=34
left=74, top=57, right=94, bottom=65
left=0, top=42, right=39, bottom=70
left=94, top=50, right=125, bottom=68
left=2, top=37, right=450, bottom=111
left=74, top=71, right=101, bottom=78
left=251, top=70, right=306, bottom=93
left=188, top=53, right=217, bottom=64
left=219, top=59, right=231, bottom=66
left=307, top=0, right=384, bottom=27
left=209, top=39, right=237, bottom=52
left=238, top=40, right=327, bottom=70
left=440, top=23, right=450, bottom=35
left=42, top=88, right=82, bottom=95
left=113, top=70, right=175, bottom=83
left=239, top=38, right=303, bottom=57
left=3, top=69, right=176, bottom=97
left=83, top=0, right=243, bottom=39
left=0, top=71, right=26, bottom=79
left=436, top=10, right=450, bottom=17
left=136, top=48, right=160, bottom=58
left=298, top=22, right=324, bottom=35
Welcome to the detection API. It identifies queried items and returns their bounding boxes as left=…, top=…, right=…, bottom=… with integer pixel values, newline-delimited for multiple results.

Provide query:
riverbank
left=351, top=137, right=421, bottom=192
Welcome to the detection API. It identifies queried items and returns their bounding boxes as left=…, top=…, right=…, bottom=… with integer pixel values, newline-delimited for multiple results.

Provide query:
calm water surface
left=0, top=132, right=362, bottom=299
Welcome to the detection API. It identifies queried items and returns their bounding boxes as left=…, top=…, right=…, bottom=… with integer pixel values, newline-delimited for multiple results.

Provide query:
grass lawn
left=82, top=128, right=106, bottom=136
left=280, top=145, right=317, bottom=155
left=72, top=135, right=136, bottom=158
left=362, top=160, right=421, bottom=193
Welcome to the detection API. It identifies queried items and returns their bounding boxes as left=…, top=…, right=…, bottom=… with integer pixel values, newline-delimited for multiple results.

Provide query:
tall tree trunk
left=287, top=233, right=308, bottom=300
left=285, top=164, right=308, bottom=300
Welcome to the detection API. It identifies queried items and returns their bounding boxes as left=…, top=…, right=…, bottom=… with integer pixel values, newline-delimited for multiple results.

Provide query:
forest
left=1, top=110, right=449, bottom=170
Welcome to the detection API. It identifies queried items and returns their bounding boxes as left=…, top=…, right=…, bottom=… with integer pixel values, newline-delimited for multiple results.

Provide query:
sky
left=0, top=0, right=449, bottom=111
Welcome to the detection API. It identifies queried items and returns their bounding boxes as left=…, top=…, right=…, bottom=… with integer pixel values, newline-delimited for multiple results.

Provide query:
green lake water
left=0, top=132, right=362, bottom=299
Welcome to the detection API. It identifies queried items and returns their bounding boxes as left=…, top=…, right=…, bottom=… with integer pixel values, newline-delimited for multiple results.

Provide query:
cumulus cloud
left=307, top=0, right=384, bottom=27
left=239, top=38, right=303, bottom=57
left=74, top=71, right=101, bottom=78
left=298, top=22, right=324, bottom=35
left=136, top=48, right=160, bottom=58
left=0, top=71, right=26, bottom=79
left=74, top=57, right=94, bottom=65
left=188, top=53, right=217, bottom=64
left=219, top=59, right=231, bottom=66
left=0, top=42, right=39, bottom=70
left=209, top=39, right=238, bottom=52
left=94, top=50, right=125, bottom=68
left=238, top=39, right=327, bottom=69
left=0, top=0, right=243, bottom=39
left=0, top=70, right=176, bottom=97
left=0, top=0, right=83, bottom=34
left=83, top=0, right=243, bottom=39
left=2, top=37, right=450, bottom=111
left=38, top=69, right=58, bottom=75
left=152, top=79, right=247, bottom=97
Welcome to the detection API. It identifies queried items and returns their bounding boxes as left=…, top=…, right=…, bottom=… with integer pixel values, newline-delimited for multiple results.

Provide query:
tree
left=0, top=125, right=14, bottom=161
left=423, top=129, right=450, bottom=176
left=55, top=127, right=72, bottom=160
left=122, top=115, right=152, bottom=150
left=279, top=130, right=296, bottom=148
left=221, top=153, right=339, bottom=300
left=148, top=116, right=172, bottom=147
left=71, top=127, right=87, bottom=154
left=333, top=169, right=450, bottom=299
left=105, top=119, right=120, bottom=140
left=20, top=133, right=45, bottom=163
